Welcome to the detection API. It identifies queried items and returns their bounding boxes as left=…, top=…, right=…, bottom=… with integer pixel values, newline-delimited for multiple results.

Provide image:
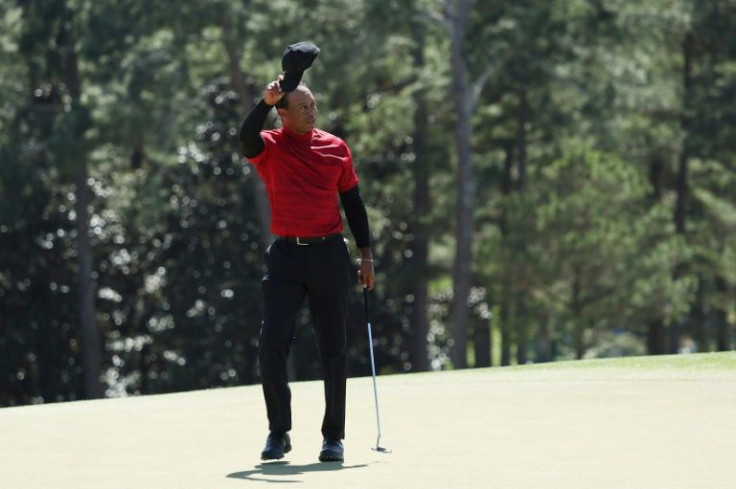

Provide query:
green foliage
left=2, top=0, right=735, bottom=406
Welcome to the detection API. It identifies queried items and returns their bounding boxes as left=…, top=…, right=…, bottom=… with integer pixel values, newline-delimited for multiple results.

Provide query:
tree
left=527, top=142, right=693, bottom=358
left=3, top=0, right=735, bottom=407
left=16, top=0, right=102, bottom=398
left=444, top=0, right=475, bottom=368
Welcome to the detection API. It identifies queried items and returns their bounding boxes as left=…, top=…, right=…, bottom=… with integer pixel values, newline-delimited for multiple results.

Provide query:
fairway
left=2, top=353, right=735, bottom=488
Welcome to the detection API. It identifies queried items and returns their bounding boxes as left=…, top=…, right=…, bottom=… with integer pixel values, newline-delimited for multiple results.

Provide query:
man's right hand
left=264, top=76, right=285, bottom=106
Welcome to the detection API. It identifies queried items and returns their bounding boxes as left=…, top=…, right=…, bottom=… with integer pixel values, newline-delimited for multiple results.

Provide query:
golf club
left=363, top=287, right=392, bottom=454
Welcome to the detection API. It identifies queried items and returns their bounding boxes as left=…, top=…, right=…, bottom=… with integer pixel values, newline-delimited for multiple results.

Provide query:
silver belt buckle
left=296, top=237, right=308, bottom=246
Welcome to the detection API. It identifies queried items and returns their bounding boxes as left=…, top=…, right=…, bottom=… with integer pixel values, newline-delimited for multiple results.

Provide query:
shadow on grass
left=227, top=460, right=369, bottom=483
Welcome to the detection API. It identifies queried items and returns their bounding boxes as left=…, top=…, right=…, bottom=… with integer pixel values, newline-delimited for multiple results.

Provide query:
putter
left=363, top=288, right=392, bottom=454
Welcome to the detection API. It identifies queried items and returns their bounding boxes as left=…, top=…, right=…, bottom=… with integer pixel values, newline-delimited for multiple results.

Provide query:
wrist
left=357, top=248, right=373, bottom=265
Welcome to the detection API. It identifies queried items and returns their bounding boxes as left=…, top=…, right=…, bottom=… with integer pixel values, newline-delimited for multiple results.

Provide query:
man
left=239, top=47, right=375, bottom=463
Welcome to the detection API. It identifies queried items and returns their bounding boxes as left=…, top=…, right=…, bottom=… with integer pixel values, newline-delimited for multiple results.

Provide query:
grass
left=2, top=351, right=734, bottom=489
left=398, top=351, right=736, bottom=384
left=506, top=351, right=736, bottom=370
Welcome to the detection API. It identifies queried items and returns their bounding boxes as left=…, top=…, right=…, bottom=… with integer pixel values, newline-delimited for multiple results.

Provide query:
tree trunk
left=447, top=0, right=475, bottom=369
left=516, top=314, right=528, bottom=365
left=499, top=143, right=514, bottom=366
left=500, top=304, right=512, bottom=366
left=649, top=154, right=664, bottom=201
left=674, top=32, right=693, bottom=236
left=221, top=20, right=274, bottom=253
left=670, top=31, right=695, bottom=354
left=714, top=276, right=731, bottom=351
left=535, top=322, right=552, bottom=363
left=473, top=317, right=491, bottom=367
left=220, top=21, right=284, bottom=379
left=647, top=319, right=666, bottom=355
left=691, top=278, right=707, bottom=352
left=515, top=87, right=528, bottom=366
left=572, top=268, right=585, bottom=359
left=130, top=140, right=144, bottom=169
left=516, top=88, right=528, bottom=190
left=73, top=164, right=102, bottom=398
left=65, top=40, right=102, bottom=399
left=647, top=146, right=667, bottom=355
left=409, top=22, right=431, bottom=372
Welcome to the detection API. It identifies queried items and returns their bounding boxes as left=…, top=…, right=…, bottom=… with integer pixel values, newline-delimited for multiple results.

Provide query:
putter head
left=372, top=446, right=392, bottom=454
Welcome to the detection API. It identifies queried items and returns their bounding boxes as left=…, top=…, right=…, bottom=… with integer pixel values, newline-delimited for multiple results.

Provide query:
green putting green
left=2, top=352, right=735, bottom=488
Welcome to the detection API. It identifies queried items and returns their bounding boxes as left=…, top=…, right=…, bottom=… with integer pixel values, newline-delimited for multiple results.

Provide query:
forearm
left=341, top=185, right=375, bottom=289
left=239, top=99, right=272, bottom=158
left=339, top=186, right=371, bottom=249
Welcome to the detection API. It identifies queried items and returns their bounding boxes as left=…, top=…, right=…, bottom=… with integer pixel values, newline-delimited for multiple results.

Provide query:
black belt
left=278, top=233, right=342, bottom=246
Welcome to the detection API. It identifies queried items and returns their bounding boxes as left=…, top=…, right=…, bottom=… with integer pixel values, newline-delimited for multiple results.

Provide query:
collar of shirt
left=281, top=127, right=314, bottom=145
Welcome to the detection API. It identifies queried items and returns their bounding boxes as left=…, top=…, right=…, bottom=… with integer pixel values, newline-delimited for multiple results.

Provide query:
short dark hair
left=275, top=82, right=310, bottom=110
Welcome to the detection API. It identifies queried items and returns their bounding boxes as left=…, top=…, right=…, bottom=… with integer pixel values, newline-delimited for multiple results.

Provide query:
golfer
left=239, top=43, right=375, bottom=463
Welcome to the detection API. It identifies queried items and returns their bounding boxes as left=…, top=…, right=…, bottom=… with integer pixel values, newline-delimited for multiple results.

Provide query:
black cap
left=279, top=42, right=320, bottom=92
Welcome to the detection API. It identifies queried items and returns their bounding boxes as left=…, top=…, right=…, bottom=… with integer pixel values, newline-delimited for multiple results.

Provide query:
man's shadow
left=227, top=460, right=369, bottom=483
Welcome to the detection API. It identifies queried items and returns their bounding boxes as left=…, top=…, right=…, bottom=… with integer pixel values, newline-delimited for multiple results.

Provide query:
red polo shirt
left=246, top=127, right=359, bottom=237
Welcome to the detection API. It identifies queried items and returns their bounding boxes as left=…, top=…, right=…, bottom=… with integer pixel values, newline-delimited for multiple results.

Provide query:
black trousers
left=258, top=235, right=352, bottom=440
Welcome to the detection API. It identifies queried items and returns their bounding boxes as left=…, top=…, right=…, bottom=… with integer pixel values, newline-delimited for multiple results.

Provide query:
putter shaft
left=364, top=288, right=391, bottom=453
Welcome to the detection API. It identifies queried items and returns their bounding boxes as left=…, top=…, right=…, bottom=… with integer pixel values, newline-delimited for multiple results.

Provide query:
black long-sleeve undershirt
left=339, top=186, right=371, bottom=249
left=239, top=99, right=271, bottom=158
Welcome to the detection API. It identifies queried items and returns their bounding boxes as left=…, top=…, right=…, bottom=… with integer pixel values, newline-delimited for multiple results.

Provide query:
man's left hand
left=358, top=258, right=375, bottom=290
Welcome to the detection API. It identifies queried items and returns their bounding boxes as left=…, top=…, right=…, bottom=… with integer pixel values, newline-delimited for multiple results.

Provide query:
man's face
left=279, top=87, right=317, bottom=135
